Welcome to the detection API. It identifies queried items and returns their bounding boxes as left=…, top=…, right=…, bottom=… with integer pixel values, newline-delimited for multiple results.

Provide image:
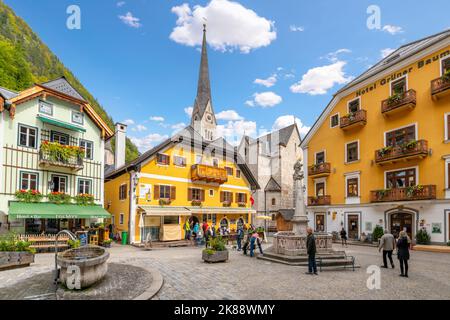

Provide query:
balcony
left=375, top=140, right=428, bottom=165
left=370, top=185, right=436, bottom=203
left=381, top=89, right=416, bottom=116
left=191, top=164, right=228, bottom=184
left=340, top=110, right=367, bottom=130
left=431, top=76, right=450, bottom=100
left=307, top=196, right=331, bottom=206
left=39, top=144, right=84, bottom=171
left=308, top=162, right=331, bottom=178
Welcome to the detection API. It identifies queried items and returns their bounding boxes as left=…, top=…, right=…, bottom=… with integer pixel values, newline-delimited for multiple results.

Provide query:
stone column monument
left=291, top=160, right=309, bottom=235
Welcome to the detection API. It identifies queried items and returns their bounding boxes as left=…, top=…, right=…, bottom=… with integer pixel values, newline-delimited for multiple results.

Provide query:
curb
left=134, top=267, right=164, bottom=300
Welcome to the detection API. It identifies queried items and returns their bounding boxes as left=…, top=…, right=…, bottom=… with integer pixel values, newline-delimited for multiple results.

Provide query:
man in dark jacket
left=306, top=227, right=318, bottom=275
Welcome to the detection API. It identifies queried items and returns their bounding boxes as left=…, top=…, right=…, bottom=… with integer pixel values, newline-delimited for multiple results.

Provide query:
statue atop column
left=292, top=159, right=309, bottom=235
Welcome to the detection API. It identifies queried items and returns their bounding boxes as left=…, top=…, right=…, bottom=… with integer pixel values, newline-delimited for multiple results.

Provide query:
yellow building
left=104, top=26, right=259, bottom=244
left=300, top=30, right=450, bottom=244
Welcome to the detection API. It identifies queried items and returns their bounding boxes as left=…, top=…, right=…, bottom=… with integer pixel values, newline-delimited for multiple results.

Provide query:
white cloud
left=131, top=124, right=147, bottom=132
left=169, top=0, right=276, bottom=53
left=216, top=110, right=243, bottom=121
left=122, top=119, right=135, bottom=125
left=184, top=107, right=193, bottom=117
left=289, top=25, right=304, bottom=32
left=382, top=25, right=403, bottom=35
left=217, top=120, right=257, bottom=145
left=247, top=91, right=282, bottom=108
left=130, top=133, right=169, bottom=153
left=150, top=116, right=165, bottom=122
left=254, top=75, right=277, bottom=88
left=118, top=12, right=142, bottom=28
left=272, top=115, right=311, bottom=137
left=290, top=61, right=354, bottom=95
left=117, top=1, right=126, bottom=7
left=380, top=48, right=396, bottom=58
left=171, top=122, right=187, bottom=130
left=323, top=48, right=352, bottom=63
left=245, top=100, right=255, bottom=107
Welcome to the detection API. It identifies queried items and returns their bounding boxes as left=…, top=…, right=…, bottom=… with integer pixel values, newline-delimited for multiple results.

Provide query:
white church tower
left=191, top=24, right=217, bottom=141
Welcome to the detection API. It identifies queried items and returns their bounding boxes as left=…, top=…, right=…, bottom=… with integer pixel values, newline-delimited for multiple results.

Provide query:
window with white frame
left=346, top=141, right=359, bottom=163
left=348, top=98, right=360, bottom=113
left=18, top=124, right=38, bottom=149
left=78, top=179, right=92, bottom=194
left=119, top=213, right=124, bottom=225
left=330, top=114, right=339, bottom=128
left=391, top=77, right=407, bottom=96
left=346, top=177, right=359, bottom=197
left=173, top=155, right=186, bottom=167
left=445, top=113, right=450, bottom=141
left=20, top=172, right=38, bottom=190
left=80, top=140, right=93, bottom=159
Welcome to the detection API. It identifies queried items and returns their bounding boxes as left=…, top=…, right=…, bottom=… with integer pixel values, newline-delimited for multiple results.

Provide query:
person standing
left=378, top=230, right=396, bottom=269
left=306, top=227, right=318, bottom=275
left=397, top=231, right=410, bottom=278
left=249, top=231, right=259, bottom=257
left=237, top=226, right=244, bottom=251
left=340, top=227, right=347, bottom=247
left=184, top=219, right=191, bottom=240
left=192, top=222, right=199, bottom=241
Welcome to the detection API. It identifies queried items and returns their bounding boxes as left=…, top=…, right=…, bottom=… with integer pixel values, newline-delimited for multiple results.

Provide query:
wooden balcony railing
left=431, top=76, right=450, bottom=100
left=39, top=146, right=84, bottom=171
left=340, top=109, right=367, bottom=130
left=191, top=164, right=228, bottom=184
left=308, top=162, right=331, bottom=177
left=375, top=140, right=428, bottom=165
left=370, top=185, right=436, bottom=203
left=381, top=89, right=416, bottom=115
left=307, top=196, right=331, bottom=206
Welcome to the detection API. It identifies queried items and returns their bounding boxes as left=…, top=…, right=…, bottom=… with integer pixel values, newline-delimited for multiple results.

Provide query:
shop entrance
left=390, top=212, right=413, bottom=239
left=347, top=214, right=359, bottom=240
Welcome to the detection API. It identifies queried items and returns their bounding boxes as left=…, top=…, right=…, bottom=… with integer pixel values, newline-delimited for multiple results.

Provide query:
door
left=51, top=131, right=70, bottom=145
left=390, top=212, right=413, bottom=239
left=315, top=214, right=325, bottom=232
left=347, top=215, right=359, bottom=240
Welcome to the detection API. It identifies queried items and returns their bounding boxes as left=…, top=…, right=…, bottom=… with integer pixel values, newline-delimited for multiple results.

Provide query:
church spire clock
left=191, top=24, right=217, bottom=141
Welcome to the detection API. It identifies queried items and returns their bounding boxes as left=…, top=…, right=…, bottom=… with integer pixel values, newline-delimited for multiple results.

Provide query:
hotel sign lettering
left=356, top=49, right=450, bottom=97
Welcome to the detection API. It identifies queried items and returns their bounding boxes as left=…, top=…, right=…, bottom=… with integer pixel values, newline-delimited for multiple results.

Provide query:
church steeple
left=191, top=24, right=216, bottom=141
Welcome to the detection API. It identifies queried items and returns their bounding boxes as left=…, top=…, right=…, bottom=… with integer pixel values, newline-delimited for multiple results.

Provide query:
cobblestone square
left=1, top=241, right=449, bottom=300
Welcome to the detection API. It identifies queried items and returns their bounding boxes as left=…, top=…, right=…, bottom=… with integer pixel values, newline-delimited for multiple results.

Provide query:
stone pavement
left=1, top=241, right=450, bottom=300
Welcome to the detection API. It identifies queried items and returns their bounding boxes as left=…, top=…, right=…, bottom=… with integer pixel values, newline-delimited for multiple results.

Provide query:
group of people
left=239, top=226, right=264, bottom=258
left=184, top=219, right=217, bottom=246
left=378, top=229, right=411, bottom=277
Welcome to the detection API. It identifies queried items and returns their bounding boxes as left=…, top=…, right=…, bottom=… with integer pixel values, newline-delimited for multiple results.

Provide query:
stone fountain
left=258, top=160, right=355, bottom=269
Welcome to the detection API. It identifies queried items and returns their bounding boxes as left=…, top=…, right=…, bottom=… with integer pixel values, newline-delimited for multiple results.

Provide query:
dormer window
left=39, top=100, right=53, bottom=116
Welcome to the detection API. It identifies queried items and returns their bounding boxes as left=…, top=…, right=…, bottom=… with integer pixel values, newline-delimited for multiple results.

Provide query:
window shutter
left=200, top=189, right=205, bottom=202
left=166, top=155, right=170, bottom=165
left=447, top=115, right=450, bottom=140
left=235, top=193, right=239, bottom=203
left=230, top=192, right=233, bottom=203
left=188, top=188, right=193, bottom=201
left=170, top=186, right=176, bottom=200
left=220, top=191, right=224, bottom=202
left=244, top=193, right=248, bottom=203
left=154, top=185, right=160, bottom=200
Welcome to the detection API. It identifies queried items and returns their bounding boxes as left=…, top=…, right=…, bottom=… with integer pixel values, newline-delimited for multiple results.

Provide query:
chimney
left=115, top=123, right=127, bottom=169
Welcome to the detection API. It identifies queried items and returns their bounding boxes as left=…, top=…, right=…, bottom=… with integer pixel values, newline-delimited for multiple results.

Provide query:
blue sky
left=5, top=0, right=450, bottom=152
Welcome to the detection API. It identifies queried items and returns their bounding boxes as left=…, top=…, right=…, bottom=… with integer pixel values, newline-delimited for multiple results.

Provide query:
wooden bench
left=18, top=234, right=70, bottom=253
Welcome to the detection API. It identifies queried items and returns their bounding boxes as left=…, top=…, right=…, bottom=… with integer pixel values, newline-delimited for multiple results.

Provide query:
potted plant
left=387, top=92, right=403, bottom=106
left=202, top=236, right=228, bottom=263
left=378, top=146, right=393, bottom=158
left=406, top=185, right=423, bottom=198
left=376, top=188, right=391, bottom=201
left=442, top=69, right=450, bottom=82
left=416, top=228, right=431, bottom=245
left=14, top=189, right=43, bottom=203
left=237, top=202, right=247, bottom=208
left=103, top=239, right=112, bottom=248
left=372, top=225, right=384, bottom=243
left=0, top=234, right=35, bottom=270
left=402, top=140, right=418, bottom=152
left=222, top=201, right=231, bottom=207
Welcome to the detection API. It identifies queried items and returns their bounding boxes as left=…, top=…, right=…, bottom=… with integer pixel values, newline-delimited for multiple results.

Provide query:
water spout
left=54, top=230, right=77, bottom=286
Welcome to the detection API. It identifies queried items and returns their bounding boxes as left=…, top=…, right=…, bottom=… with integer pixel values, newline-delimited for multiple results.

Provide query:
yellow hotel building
left=301, top=30, right=450, bottom=244
left=104, top=26, right=259, bottom=244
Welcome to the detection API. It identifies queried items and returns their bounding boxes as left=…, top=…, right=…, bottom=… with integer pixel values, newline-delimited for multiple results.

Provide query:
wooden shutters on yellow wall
left=170, top=186, right=176, bottom=200
left=154, top=185, right=160, bottom=200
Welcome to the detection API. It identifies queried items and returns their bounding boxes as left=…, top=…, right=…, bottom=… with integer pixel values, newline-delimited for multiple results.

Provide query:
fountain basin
left=57, top=245, right=109, bottom=289
left=272, top=231, right=333, bottom=256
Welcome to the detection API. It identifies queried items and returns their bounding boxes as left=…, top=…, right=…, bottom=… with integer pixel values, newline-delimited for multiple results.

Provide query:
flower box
left=202, top=249, right=229, bottom=263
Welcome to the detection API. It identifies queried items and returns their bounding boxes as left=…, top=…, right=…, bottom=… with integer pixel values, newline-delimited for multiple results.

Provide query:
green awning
left=37, top=115, right=86, bottom=133
left=8, top=202, right=111, bottom=219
